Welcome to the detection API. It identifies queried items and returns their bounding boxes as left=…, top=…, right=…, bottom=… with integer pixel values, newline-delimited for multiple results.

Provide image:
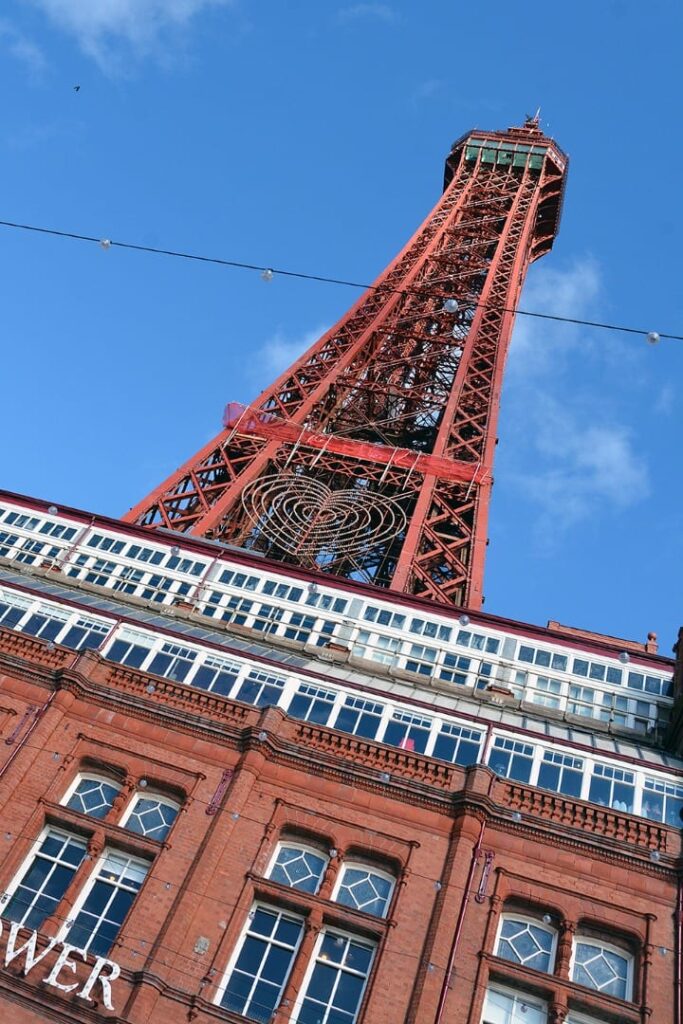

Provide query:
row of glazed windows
left=220, top=895, right=636, bottom=1023
left=1, top=827, right=638, bottom=1023
left=217, top=839, right=396, bottom=1022
left=0, top=504, right=672, bottom=704
left=463, top=137, right=548, bottom=170
left=0, top=566, right=671, bottom=742
left=0, top=589, right=681, bottom=829
left=0, top=574, right=667, bottom=738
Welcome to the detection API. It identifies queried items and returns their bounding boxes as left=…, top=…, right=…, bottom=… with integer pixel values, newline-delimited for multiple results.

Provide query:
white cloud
left=514, top=395, right=648, bottom=533
left=508, top=257, right=601, bottom=376
left=654, top=383, right=675, bottom=415
left=337, top=4, right=398, bottom=24
left=28, top=0, right=231, bottom=67
left=410, top=78, right=442, bottom=108
left=0, top=19, right=46, bottom=73
left=500, top=258, right=649, bottom=543
left=255, top=325, right=329, bottom=380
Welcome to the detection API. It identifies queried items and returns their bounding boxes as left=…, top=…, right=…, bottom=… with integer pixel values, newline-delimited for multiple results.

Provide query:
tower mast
left=125, top=118, right=567, bottom=609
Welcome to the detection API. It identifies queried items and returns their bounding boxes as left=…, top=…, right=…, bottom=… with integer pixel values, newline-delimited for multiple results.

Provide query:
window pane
left=298, top=933, right=375, bottom=1024
left=433, top=724, right=482, bottom=767
left=335, top=866, right=393, bottom=917
left=67, top=852, right=149, bottom=956
left=482, top=987, right=548, bottom=1024
left=383, top=713, right=430, bottom=754
left=219, top=906, right=303, bottom=1022
left=488, top=739, right=533, bottom=783
left=66, top=776, right=120, bottom=819
left=2, top=830, right=86, bottom=929
left=496, top=918, right=554, bottom=973
left=572, top=941, right=630, bottom=1000
left=334, top=697, right=383, bottom=740
left=235, top=671, right=285, bottom=708
left=125, top=797, right=178, bottom=841
left=268, top=845, right=328, bottom=894
left=288, top=685, right=336, bottom=726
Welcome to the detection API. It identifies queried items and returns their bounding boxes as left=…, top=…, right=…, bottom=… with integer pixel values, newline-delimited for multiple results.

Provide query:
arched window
left=570, top=936, right=633, bottom=1001
left=63, top=773, right=121, bottom=820
left=495, top=914, right=557, bottom=974
left=120, top=794, right=180, bottom=841
left=267, top=842, right=329, bottom=894
left=333, top=862, right=395, bottom=918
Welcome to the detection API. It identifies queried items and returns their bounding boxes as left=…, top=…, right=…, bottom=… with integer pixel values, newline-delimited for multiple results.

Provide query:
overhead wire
left=0, top=218, right=680, bottom=341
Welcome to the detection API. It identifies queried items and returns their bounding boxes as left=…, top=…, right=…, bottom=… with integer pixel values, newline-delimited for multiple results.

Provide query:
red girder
left=125, top=120, right=567, bottom=610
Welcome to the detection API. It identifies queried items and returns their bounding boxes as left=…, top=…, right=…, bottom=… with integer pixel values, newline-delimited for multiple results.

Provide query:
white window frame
left=480, top=984, right=548, bottom=1024
left=530, top=674, right=565, bottom=708
left=588, top=763, right=635, bottom=814
left=0, top=826, right=87, bottom=927
left=266, top=840, right=329, bottom=894
left=60, top=847, right=150, bottom=955
left=119, top=792, right=180, bottom=840
left=566, top=1014, right=609, bottom=1024
left=433, top=721, right=484, bottom=766
left=382, top=708, right=434, bottom=754
left=536, top=749, right=585, bottom=798
left=19, top=603, right=71, bottom=640
left=190, top=653, right=242, bottom=696
left=292, top=925, right=376, bottom=1024
left=0, top=589, right=33, bottom=626
left=494, top=913, right=557, bottom=974
left=214, top=902, right=305, bottom=1017
left=569, top=935, right=634, bottom=1001
left=61, top=772, right=122, bottom=817
left=102, top=627, right=156, bottom=668
left=331, top=861, right=395, bottom=918
left=285, top=682, right=338, bottom=725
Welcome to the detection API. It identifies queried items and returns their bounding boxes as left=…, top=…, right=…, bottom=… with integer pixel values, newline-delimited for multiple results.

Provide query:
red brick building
left=0, top=491, right=680, bottom=1024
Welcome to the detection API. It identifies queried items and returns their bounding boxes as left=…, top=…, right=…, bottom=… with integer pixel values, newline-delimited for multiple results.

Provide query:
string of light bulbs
left=0, top=218, right=680, bottom=342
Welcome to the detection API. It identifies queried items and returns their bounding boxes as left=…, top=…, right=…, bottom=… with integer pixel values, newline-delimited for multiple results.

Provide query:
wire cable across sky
left=0, top=217, right=681, bottom=341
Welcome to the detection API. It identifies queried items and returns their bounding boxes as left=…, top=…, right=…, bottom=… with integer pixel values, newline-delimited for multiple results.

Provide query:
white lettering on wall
left=77, top=955, right=121, bottom=1011
left=42, top=942, right=87, bottom=994
left=0, top=921, right=121, bottom=1011
left=4, top=922, right=59, bottom=973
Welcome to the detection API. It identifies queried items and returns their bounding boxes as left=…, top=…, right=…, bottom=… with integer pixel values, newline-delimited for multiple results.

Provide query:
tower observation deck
left=126, top=117, right=568, bottom=610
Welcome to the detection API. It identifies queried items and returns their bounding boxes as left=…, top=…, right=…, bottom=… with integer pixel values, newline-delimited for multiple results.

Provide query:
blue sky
left=1, top=0, right=681, bottom=652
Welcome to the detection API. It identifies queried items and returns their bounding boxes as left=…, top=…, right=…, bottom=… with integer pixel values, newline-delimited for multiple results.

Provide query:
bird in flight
left=73, top=85, right=80, bottom=92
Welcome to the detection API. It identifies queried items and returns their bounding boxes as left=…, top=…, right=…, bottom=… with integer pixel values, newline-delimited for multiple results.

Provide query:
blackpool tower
left=0, top=119, right=677, bottom=1024
left=126, top=116, right=567, bottom=610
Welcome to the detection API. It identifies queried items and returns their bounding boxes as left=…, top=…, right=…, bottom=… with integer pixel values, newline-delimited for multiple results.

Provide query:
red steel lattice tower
left=126, top=117, right=567, bottom=609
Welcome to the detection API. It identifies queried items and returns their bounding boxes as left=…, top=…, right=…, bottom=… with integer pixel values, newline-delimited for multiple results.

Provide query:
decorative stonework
left=296, top=723, right=457, bottom=789
left=505, top=784, right=668, bottom=851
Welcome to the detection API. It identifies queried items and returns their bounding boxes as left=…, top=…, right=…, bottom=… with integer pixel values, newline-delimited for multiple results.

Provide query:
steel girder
left=125, top=123, right=567, bottom=609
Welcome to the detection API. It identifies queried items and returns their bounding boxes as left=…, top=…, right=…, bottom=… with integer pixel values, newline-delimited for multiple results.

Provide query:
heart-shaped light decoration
left=241, top=473, right=406, bottom=564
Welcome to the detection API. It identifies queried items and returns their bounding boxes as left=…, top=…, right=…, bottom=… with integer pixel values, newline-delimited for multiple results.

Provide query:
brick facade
left=0, top=625, right=679, bottom=1023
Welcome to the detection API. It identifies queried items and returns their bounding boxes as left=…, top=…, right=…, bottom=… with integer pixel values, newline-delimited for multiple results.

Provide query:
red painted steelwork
left=126, top=117, right=567, bottom=609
